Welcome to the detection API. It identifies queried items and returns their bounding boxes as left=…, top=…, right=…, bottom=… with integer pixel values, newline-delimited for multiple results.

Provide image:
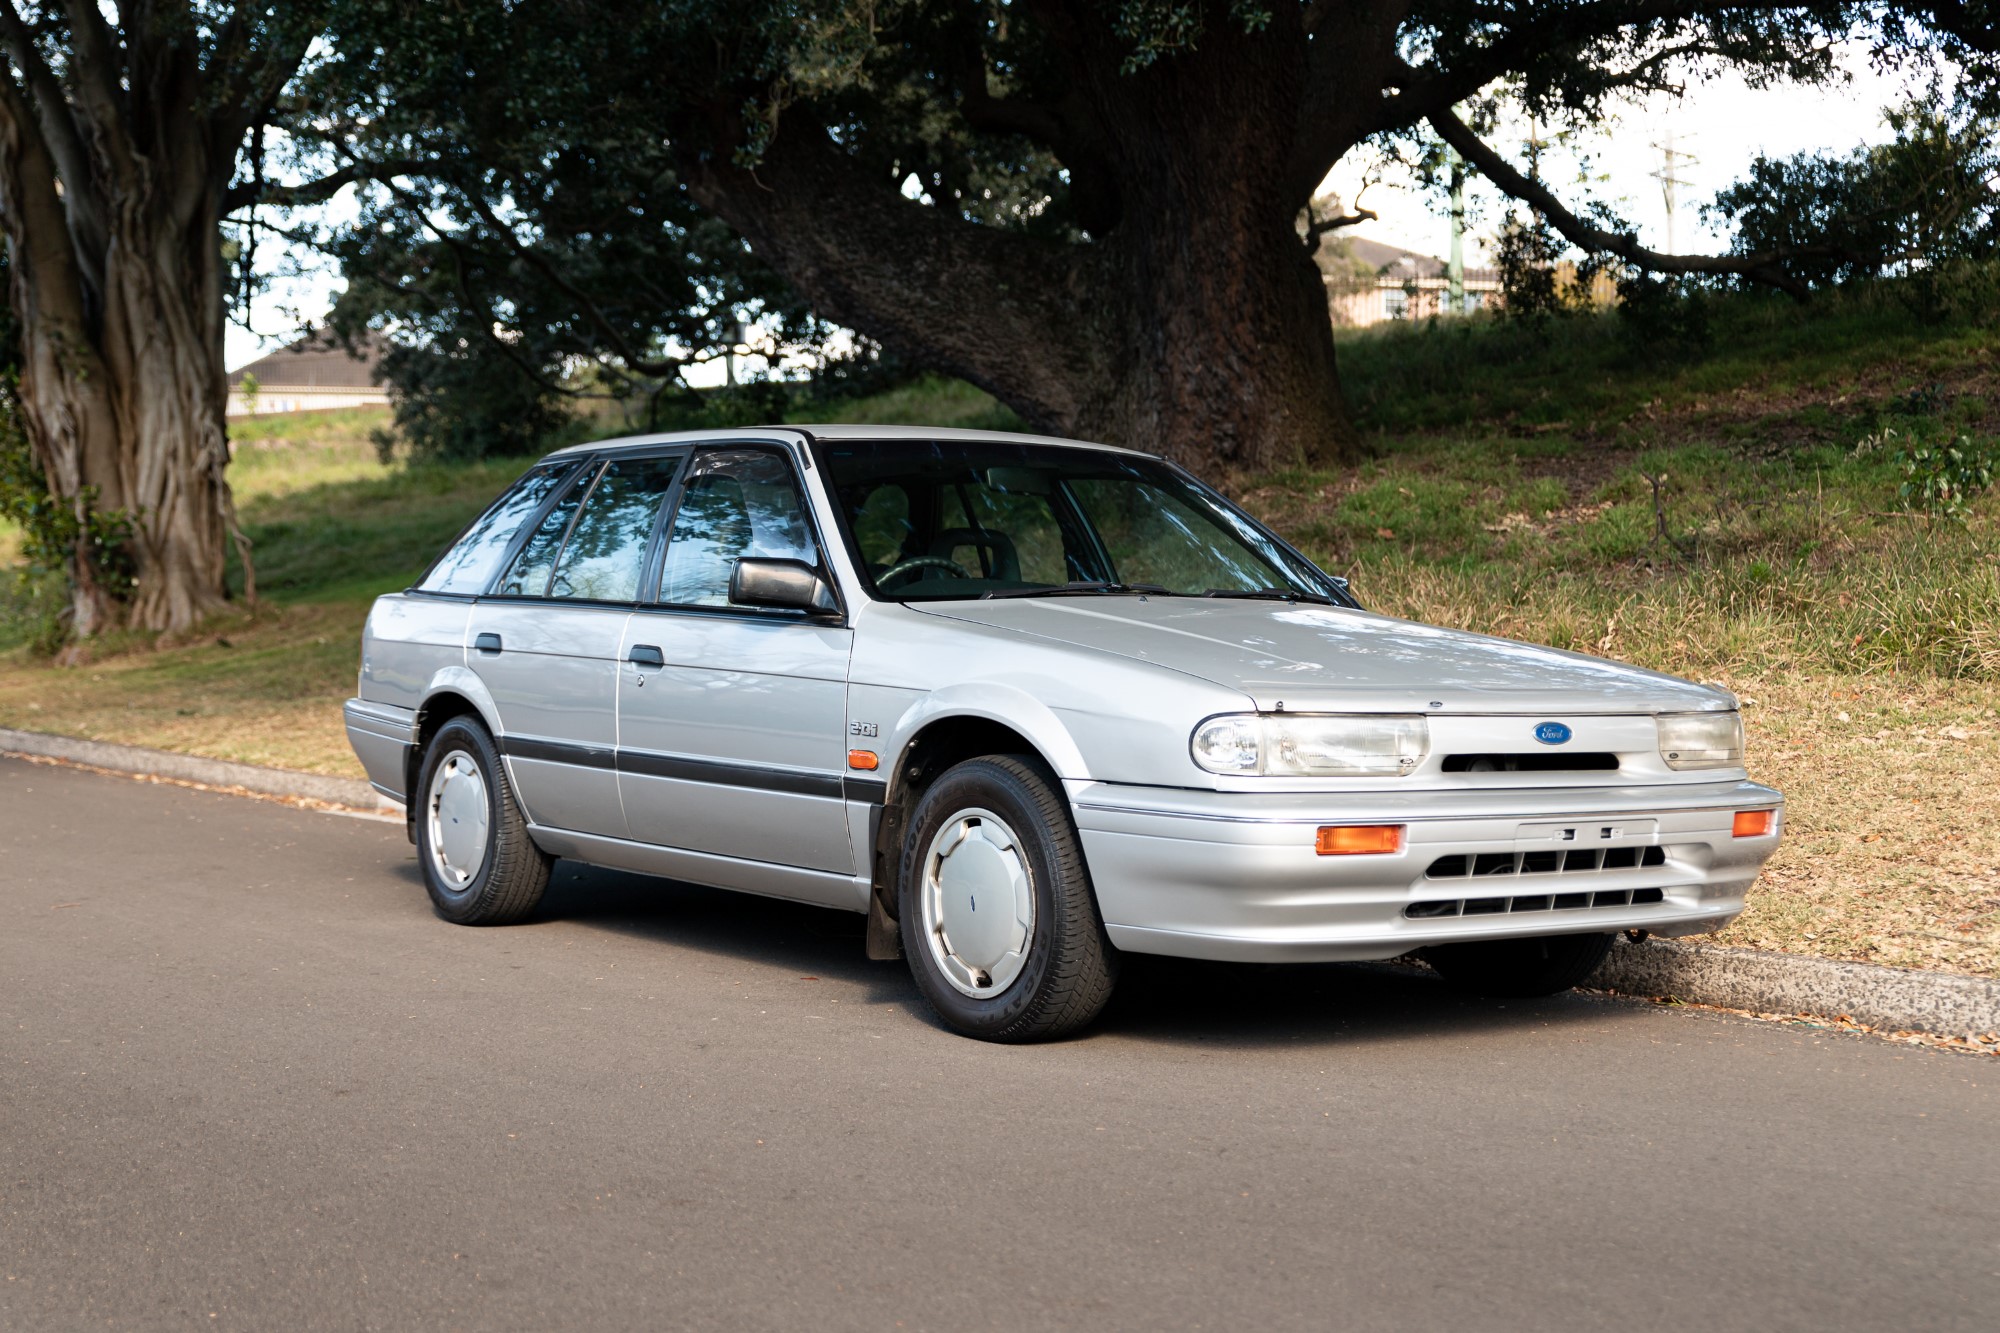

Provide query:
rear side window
left=547, top=456, right=681, bottom=601
left=417, top=462, right=578, bottom=594
left=496, top=463, right=598, bottom=596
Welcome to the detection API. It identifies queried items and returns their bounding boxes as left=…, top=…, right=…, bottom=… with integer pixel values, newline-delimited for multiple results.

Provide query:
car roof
left=537, top=423, right=1155, bottom=465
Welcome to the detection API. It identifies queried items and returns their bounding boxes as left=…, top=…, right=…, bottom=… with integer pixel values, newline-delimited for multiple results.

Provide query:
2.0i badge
left=1534, top=721, right=1573, bottom=745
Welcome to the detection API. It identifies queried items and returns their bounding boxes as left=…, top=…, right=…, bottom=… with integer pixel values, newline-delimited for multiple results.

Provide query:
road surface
left=2, top=754, right=1995, bottom=1330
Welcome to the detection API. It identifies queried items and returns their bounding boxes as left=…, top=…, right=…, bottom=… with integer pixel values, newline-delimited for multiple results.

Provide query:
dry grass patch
left=1714, top=674, right=2000, bottom=978
left=0, top=600, right=368, bottom=775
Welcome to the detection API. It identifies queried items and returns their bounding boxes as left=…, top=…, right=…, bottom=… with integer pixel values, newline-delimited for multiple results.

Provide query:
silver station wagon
left=345, top=426, right=1783, bottom=1041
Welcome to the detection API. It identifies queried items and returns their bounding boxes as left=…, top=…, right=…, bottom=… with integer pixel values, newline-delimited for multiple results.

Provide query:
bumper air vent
left=1405, top=887, right=1667, bottom=920
left=1426, top=845, right=1668, bottom=879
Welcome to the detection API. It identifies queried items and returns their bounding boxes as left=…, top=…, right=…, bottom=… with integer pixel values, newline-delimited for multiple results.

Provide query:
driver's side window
left=655, top=448, right=820, bottom=607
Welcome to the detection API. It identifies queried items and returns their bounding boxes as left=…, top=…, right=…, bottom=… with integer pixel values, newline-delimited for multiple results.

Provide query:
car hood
left=916, top=598, right=1731, bottom=714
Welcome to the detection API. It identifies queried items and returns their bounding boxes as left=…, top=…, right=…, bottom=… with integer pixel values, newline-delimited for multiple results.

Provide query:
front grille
left=1440, top=752, right=1620, bottom=773
left=1426, top=845, right=1669, bottom=879
left=1405, top=887, right=1667, bottom=919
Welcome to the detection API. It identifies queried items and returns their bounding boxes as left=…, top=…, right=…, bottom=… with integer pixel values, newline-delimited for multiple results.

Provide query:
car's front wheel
left=1421, top=931, right=1616, bottom=998
left=898, top=755, right=1118, bottom=1042
left=415, top=715, right=551, bottom=925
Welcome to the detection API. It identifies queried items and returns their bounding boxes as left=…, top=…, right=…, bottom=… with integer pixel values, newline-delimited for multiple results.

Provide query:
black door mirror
left=729, top=558, right=838, bottom=615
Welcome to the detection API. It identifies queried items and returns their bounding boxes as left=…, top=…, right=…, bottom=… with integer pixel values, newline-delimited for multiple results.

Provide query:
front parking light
left=1316, top=825, right=1404, bottom=855
left=1732, top=810, right=1774, bottom=838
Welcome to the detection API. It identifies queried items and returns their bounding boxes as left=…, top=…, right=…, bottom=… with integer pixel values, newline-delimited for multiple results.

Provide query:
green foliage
left=1613, top=272, right=1714, bottom=362
left=366, top=337, right=575, bottom=464
left=298, top=1, right=853, bottom=462
left=1895, top=437, right=1996, bottom=521
left=1707, top=96, right=2000, bottom=312
left=0, top=383, right=136, bottom=653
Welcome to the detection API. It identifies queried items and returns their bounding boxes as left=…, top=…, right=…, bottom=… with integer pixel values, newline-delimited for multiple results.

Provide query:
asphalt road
left=3, top=754, right=1996, bottom=1332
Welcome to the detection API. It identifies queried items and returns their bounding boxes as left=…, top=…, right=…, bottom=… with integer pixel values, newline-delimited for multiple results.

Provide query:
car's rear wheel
left=898, top=755, right=1118, bottom=1042
left=415, top=715, right=551, bottom=925
left=1421, top=931, right=1616, bottom=998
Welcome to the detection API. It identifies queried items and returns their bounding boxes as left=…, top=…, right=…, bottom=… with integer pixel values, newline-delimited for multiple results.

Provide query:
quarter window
left=656, top=449, right=820, bottom=607
left=547, top=456, right=680, bottom=602
left=496, top=463, right=597, bottom=597
left=417, top=462, right=578, bottom=595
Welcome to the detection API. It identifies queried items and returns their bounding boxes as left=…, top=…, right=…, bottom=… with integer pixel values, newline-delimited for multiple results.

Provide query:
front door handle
left=473, top=632, right=503, bottom=654
left=629, top=644, right=665, bottom=668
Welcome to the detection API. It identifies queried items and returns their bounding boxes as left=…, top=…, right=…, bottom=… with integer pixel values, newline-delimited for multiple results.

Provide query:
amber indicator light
left=847, top=750, right=880, bottom=771
left=1316, top=825, right=1403, bottom=856
left=1732, top=809, right=1773, bottom=838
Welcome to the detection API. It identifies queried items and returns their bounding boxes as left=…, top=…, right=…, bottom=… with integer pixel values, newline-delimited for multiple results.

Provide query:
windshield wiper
left=1202, top=587, right=1344, bottom=606
left=983, top=581, right=1175, bottom=600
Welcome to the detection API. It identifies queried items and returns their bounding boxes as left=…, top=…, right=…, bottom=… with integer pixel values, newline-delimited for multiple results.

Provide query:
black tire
left=413, top=716, right=551, bottom=926
left=1421, top=931, right=1616, bottom=998
left=897, top=755, right=1118, bottom=1042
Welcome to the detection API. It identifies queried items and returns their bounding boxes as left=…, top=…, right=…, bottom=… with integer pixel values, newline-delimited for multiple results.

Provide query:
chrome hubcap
left=426, top=749, right=490, bottom=890
left=921, top=808, right=1034, bottom=998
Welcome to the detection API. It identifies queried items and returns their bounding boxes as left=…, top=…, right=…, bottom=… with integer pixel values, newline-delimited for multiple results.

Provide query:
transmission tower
left=1649, top=130, right=1699, bottom=253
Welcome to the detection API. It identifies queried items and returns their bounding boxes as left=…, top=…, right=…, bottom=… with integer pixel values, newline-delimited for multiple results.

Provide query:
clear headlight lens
left=1656, top=710, right=1744, bottom=770
left=1191, top=715, right=1428, bottom=777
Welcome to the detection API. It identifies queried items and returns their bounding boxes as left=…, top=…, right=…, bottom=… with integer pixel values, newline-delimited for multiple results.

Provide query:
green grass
left=1248, top=286, right=2000, bottom=685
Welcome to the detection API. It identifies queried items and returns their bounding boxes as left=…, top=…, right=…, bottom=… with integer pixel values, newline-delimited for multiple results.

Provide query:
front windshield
left=818, top=440, right=1351, bottom=604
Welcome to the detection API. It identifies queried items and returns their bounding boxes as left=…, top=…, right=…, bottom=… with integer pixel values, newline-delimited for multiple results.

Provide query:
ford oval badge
left=1534, top=721, right=1573, bottom=746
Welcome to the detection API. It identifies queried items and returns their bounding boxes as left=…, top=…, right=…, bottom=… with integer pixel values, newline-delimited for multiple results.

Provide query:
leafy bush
left=1895, top=437, right=1996, bottom=520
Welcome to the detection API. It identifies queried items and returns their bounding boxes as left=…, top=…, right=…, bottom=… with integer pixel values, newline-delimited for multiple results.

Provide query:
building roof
left=227, top=330, right=386, bottom=390
left=1336, top=235, right=1499, bottom=284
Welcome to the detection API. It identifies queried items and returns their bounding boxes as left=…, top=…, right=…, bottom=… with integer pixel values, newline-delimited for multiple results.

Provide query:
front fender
left=888, top=682, right=1094, bottom=783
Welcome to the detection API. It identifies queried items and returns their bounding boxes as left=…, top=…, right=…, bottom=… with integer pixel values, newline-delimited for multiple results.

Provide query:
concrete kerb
left=1590, top=934, right=2000, bottom=1038
left=5, top=723, right=1996, bottom=1038
left=0, top=726, right=401, bottom=816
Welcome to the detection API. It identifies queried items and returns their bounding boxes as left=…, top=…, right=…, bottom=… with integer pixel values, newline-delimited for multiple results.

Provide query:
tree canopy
left=292, top=1, right=1997, bottom=474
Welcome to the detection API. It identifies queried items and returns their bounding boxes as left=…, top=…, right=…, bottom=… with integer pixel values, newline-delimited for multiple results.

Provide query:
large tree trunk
left=687, top=10, right=1358, bottom=476
left=4, top=203, right=238, bottom=636
left=0, top=15, right=249, bottom=639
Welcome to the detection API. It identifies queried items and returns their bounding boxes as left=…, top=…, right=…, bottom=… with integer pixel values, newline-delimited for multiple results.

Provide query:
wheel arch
left=864, top=701, right=1088, bottom=954
left=405, top=668, right=506, bottom=812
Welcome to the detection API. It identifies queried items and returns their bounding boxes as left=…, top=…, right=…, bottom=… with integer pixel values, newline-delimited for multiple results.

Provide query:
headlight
left=1191, top=714, right=1428, bottom=777
left=1656, top=711, right=1743, bottom=770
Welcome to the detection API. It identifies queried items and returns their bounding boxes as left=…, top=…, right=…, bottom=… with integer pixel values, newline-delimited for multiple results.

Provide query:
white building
left=226, top=331, right=389, bottom=416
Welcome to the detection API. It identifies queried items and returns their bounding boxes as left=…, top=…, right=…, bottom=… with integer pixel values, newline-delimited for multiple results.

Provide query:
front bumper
left=1069, top=778, right=1782, bottom=963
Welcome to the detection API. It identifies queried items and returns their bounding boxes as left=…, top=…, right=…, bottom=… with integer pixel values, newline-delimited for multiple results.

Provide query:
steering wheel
left=879, top=554, right=971, bottom=587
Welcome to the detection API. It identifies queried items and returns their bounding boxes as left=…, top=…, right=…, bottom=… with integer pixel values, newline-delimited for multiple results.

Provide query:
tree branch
left=447, top=184, right=687, bottom=380
left=1303, top=203, right=1378, bottom=255
left=0, top=0, right=105, bottom=288
left=1364, top=2, right=1745, bottom=137
left=59, top=0, right=138, bottom=191
left=1429, top=109, right=1844, bottom=297
left=223, top=156, right=432, bottom=213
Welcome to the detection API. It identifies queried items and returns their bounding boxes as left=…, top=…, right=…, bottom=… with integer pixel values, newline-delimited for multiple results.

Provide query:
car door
left=616, top=444, right=857, bottom=891
left=466, top=451, right=683, bottom=838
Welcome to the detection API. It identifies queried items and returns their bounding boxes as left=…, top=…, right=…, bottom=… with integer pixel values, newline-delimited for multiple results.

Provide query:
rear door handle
left=629, top=644, right=665, bottom=668
left=474, top=632, right=503, bottom=653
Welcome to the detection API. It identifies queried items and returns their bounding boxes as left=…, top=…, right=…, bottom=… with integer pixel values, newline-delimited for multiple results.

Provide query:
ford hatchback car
left=345, top=426, right=1782, bottom=1041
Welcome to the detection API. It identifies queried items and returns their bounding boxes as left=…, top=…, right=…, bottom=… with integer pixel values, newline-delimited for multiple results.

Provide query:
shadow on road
left=431, top=858, right=1633, bottom=1051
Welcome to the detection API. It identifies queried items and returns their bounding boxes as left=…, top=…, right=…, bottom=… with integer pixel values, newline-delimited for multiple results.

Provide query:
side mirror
left=730, top=557, right=839, bottom=615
